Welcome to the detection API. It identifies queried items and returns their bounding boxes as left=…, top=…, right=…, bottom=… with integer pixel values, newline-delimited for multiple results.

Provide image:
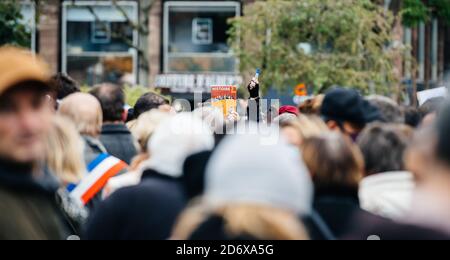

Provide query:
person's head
left=320, top=88, right=382, bottom=140
left=419, top=97, right=445, bottom=126
left=172, top=132, right=313, bottom=240
left=299, top=94, right=324, bottom=115
left=279, top=118, right=303, bottom=147
left=58, top=93, right=103, bottom=137
left=302, top=133, right=364, bottom=193
left=405, top=125, right=438, bottom=182
left=143, top=113, right=215, bottom=178
left=358, top=123, right=411, bottom=176
left=204, top=132, right=313, bottom=217
left=129, top=110, right=170, bottom=153
left=89, top=83, right=125, bottom=123
left=44, top=116, right=86, bottom=185
left=367, top=95, right=404, bottom=124
left=49, top=73, right=80, bottom=100
left=193, top=106, right=225, bottom=135
left=0, top=47, right=54, bottom=164
left=403, top=106, right=421, bottom=128
left=279, top=105, right=300, bottom=116
left=133, top=92, right=170, bottom=119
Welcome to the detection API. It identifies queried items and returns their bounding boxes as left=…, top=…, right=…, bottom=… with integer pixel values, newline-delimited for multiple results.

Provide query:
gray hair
left=358, top=123, right=410, bottom=175
left=367, top=95, right=404, bottom=124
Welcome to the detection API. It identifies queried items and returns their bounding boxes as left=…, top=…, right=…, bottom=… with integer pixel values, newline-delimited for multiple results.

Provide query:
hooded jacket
left=359, top=171, right=415, bottom=220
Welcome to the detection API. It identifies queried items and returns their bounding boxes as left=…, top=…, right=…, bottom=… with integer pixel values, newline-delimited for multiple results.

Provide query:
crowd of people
left=1, top=46, right=450, bottom=240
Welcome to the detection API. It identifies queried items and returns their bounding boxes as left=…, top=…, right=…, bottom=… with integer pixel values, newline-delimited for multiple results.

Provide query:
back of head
left=89, top=83, right=125, bottom=122
left=44, top=116, right=86, bottom=184
left=321, top=87, right=381, bottom=126
left=302, top=133, right=364, bottom=193
left=133, top=92, right=169, bottom=119
left=58, top=93, right=103, bottom=137
left=358, top=123, right=410, bottom=176
left=205, top=131, right=313, bottom=216
left=50, top=73, right=80, bottom=100
left=367, top=95, right=404, bottom=124
left=145, top=113, right=215, bottom=178
left=404, top=106, right=421, bottom=128
left=130, top=110, right=170, bottom=153
left=419, top=97, right=445, bottom=119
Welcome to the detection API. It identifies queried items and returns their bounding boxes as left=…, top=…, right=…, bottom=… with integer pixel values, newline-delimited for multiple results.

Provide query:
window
left=62, top=1, right=138, bottom=86
left=20, top=1, right=36, bottom=52
left=163, top=1, right=241, bottom=73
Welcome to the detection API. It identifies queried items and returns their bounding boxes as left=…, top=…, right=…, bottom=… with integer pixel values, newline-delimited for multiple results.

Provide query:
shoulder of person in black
left=84, top=169, right=187, bottom=240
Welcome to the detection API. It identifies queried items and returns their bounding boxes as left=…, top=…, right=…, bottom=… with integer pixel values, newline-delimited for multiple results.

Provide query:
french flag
left=69, top=154, right=128, bottom=206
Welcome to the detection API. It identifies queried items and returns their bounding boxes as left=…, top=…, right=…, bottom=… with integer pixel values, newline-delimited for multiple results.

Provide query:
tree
left=402, top=0, right=450, bottom=27
left=0, top=1, right=31, bottom=48
left=229, top=0, right=407, bottom=95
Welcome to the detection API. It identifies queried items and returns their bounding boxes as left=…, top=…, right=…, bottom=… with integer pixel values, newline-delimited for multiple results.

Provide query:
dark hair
left=403, top=106, right=421, bottom=128
left=50, top=73, right=80, bottom=100
left=133, top=92, right=169, bottom=119
left=367, top=95, right=404, bottom=124
left=89, top=84, right=125, bottom=122
left=358, top=123, right=410, bottom=176
left=419, top=97, right=445, bottom=119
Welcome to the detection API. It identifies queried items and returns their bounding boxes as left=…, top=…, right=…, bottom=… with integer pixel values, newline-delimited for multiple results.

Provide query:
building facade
left=20, top=0, right=450, bottom=98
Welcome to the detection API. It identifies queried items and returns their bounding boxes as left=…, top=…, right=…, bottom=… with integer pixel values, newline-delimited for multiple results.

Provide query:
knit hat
left=204, top=131, right=313, bottom=216
left=144, top=113, right=215, bottom=178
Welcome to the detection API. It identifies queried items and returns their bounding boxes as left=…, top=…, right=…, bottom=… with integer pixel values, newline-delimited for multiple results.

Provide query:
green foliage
left=402, top=0, right=450, bottom=27
left=0, top=1, right=31, bottom=48
left=229, top=0, right=405, bottom=94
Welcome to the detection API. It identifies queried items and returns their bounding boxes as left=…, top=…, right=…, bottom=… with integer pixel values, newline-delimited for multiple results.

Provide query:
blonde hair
left=129, top=110, right=170, bottom=153
left=44, top=116, right=86, bottom=185
left=58, top=93, right=103, bottom=137
left=279, top=115, right=329, bottom=145
left=173, top=201, right=309, bottom=240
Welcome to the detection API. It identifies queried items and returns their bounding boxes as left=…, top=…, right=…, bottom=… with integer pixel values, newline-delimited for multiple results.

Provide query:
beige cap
left=0, top=46, right=51, bottom=97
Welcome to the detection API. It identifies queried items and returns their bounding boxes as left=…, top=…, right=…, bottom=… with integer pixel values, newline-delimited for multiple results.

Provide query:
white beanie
left=204, top=130, right=313, bottom=216
left=144, top=113, right=215, bottom=178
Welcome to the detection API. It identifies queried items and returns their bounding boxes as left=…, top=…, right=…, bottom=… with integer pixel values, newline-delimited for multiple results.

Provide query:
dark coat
left=84, top=169, right=187, bottom=240
left=313, top=187, right=393, bottom=239
left=83, top=135, right=107, bottom=166
left=0, top=162, right=70, bottom=240
left=100, top=124, right=137, bottom=164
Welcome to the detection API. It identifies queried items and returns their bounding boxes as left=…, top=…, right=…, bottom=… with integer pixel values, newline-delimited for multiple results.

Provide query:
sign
left=211, top=86, right=237, bottom=117
left=417, top=86, right=448, bottom=106
left=155, top=74, right=243, bottom=93
left=91, top=21, right=111, bottom=44
left=192, top=18, right=213, bottom=44
left=295, top=83, right=308, bottom=96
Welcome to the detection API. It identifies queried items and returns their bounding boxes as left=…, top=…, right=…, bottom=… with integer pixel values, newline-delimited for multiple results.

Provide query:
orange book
left=211, top=86, right=237, bottom=117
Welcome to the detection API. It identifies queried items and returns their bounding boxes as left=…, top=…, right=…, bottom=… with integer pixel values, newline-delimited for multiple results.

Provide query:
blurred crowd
left=1, top=47, right=450, bottom=240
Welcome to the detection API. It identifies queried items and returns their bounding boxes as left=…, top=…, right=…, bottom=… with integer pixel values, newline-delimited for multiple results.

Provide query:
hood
left=359, top=171, right=415, bottom=220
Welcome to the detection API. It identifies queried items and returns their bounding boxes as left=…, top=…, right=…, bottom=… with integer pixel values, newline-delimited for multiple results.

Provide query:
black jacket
left=0, top=161, right=70, bottom=240
left=84, top=169, right=187, bottom=240
left=313, top=187, right=393, bottom=239
left=100, top=124, right=137, bottom=164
